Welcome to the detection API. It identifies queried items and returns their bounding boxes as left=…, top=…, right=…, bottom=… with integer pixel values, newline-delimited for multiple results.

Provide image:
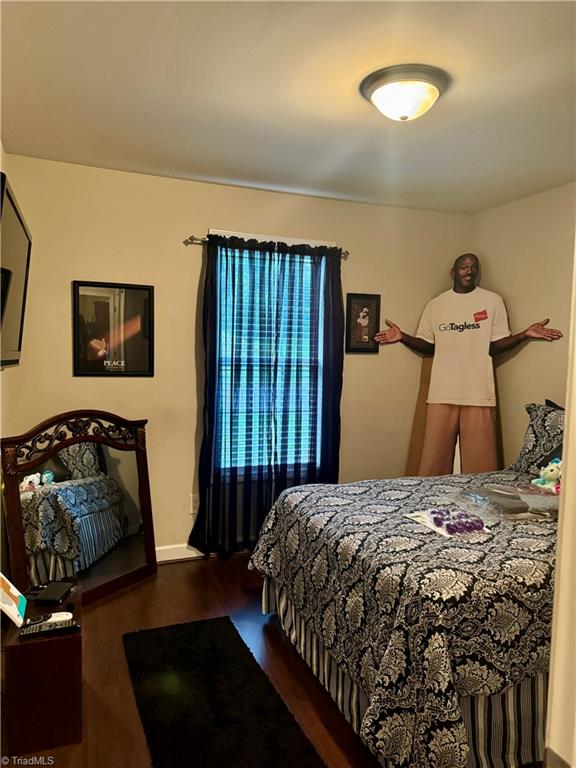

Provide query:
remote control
left=23, top=613, right=53, bottom=626
left=19, top=618, right=80, bottom=638
left=46, top=611, right=73, bottom=623
left=23, top=611, right=73, bottom=627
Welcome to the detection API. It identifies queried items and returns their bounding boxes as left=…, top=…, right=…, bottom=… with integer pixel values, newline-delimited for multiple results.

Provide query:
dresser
left=4, top=587, right=82, bottom=754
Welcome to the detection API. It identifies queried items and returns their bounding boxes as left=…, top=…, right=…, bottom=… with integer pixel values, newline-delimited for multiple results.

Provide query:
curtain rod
left=182, top=234, right=349, bottom=260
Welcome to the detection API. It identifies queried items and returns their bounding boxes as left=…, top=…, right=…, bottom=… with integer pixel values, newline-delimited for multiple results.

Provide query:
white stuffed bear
left=19, top=472, right=42, bottom=492
left=531, top=458, right=562, bottom=491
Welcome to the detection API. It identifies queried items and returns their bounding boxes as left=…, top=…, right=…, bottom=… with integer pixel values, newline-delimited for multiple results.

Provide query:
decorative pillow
left=510, top=403, right=564, bottom=474
left=58, top=442, right=103, bottom=480
left=545, top=398, right=564, bottom=410
left=536, top=443, right=563, bottom=468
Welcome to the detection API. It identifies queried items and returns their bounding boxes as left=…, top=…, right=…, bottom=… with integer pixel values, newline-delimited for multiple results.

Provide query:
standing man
left=375, top=253, right=563, bottom=476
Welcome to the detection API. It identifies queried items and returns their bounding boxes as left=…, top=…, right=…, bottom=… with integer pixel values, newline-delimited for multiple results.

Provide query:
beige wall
left=473, top=183, right=576, bottom=465
left=1, top=155, right=573, bottom=551
left=0, top=154, right=472, bottom=548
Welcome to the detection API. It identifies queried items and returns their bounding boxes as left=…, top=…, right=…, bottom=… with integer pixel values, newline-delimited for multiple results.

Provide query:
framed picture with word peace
left=72, top=281, right=154, bottom=376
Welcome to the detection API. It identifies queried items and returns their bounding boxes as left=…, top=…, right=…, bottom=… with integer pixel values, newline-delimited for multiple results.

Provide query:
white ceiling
left=2, top=1, right=575, bottom=214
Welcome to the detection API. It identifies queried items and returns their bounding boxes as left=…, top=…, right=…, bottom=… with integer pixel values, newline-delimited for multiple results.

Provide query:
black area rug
left=123, top=616, right=326, bottom=768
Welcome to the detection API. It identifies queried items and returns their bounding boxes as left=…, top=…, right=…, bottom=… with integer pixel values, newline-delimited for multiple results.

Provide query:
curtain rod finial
left=183, top=235, right=207, bottom=246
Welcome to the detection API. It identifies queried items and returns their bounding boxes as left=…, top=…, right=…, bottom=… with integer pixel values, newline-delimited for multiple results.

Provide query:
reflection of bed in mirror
left=1, top=410, right=157, bottom=604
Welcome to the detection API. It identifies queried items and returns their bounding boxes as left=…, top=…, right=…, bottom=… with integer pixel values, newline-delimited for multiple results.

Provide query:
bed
left=249, top=403, right=564, bottom=768
left=18, top=442, right=126, bottom=585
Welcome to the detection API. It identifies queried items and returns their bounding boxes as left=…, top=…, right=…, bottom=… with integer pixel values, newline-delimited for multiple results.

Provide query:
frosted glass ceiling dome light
left=359, top=64, right=451, bottom=122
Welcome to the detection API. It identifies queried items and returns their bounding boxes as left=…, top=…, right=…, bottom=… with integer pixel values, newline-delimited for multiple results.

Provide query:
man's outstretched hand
left=375, top=319, right=403, bottom=344
left=524, top=319, right=563, bottom=341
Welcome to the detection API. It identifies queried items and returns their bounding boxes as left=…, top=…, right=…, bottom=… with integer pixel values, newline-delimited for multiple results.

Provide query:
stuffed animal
left=531, top=458, right=562, bottom=491
left=19, top=472, right=41, bottom=492
left=41, top=470, right=55, bottom=485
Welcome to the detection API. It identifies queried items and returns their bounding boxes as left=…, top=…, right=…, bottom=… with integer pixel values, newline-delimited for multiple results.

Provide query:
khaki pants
left=418, top=404, right=498, bottom=476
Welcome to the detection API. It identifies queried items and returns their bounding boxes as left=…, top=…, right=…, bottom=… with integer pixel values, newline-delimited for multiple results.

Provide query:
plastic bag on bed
left=405, top=507, right=491, bottom=537
left=440, top=485, right=559, bottom=522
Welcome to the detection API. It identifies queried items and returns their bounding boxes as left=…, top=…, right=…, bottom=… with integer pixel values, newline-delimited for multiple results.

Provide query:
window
left=215, top=242, right=325, bottom=470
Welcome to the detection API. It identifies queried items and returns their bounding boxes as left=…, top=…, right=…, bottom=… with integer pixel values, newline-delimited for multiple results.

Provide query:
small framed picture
left=72, top=281, right=154, bottom=376
left=345, top=293, right=380, bottom=354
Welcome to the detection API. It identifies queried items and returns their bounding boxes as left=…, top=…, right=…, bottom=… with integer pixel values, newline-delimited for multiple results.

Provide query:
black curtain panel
left=189, top=234, right=344, bottom=556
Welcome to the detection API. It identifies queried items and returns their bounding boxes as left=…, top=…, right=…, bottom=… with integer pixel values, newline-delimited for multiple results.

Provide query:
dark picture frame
left=72, top=281, right=154, bottom=376
left=345, top=293, right=380, bottom=354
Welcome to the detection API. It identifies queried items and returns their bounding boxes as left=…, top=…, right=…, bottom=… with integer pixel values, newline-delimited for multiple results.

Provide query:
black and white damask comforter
left=21, top=476, right=123, bottom=561
left=249, top=470, right=556, bottom=768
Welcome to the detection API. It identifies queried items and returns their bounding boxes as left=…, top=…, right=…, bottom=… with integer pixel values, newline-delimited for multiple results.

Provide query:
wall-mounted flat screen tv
left=1, top=172, right=32, bottom=368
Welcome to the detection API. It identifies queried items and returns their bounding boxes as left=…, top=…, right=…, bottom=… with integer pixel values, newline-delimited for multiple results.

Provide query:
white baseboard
left=155, top=543, right=204, bottom=563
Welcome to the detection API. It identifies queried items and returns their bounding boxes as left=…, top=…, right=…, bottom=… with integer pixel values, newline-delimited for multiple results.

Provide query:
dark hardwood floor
left=6, top=554, right=380, bottom=768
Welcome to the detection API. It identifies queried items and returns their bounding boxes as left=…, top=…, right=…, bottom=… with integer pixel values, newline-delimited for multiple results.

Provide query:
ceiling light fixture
left=359, top=64, right=451, bottom=122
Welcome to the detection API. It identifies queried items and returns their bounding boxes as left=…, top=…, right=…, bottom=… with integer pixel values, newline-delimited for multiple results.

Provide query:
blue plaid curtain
left=189, top=234, right=344, bottom=555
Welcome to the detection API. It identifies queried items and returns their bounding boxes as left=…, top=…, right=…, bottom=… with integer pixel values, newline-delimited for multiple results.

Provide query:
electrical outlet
left=190, top=493, right=200, bottom=515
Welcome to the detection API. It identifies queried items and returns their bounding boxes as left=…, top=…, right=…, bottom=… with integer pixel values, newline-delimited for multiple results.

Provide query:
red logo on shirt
left=474, top=309, right=488, bottom=322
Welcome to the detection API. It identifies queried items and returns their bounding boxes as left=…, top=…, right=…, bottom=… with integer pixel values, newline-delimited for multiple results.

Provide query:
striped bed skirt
left=28, top=502, right=125, bottom=585
left=262, top=577, right=547, bottom=768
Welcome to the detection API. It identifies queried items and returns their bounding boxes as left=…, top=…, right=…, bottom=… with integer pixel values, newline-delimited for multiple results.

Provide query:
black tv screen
left=1, top=172, right=32, bottom=368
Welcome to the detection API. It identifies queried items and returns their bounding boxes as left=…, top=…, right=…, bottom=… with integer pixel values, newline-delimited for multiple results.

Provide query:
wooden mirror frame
left=1, top=409, right=157, bottom=604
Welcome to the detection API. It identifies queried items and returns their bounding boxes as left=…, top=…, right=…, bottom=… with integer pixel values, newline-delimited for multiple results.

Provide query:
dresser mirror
left=1, top=409, right=157, bottom=604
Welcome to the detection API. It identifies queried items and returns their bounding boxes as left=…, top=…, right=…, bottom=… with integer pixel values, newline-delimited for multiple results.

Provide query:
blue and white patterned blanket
left=249, top=470, right=556, bottom=768
left=20, top=476, right=123, bottom=561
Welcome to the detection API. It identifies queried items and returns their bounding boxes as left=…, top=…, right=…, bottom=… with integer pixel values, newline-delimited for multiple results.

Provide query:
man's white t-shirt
left=416, top=287, right=510, bottom=406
